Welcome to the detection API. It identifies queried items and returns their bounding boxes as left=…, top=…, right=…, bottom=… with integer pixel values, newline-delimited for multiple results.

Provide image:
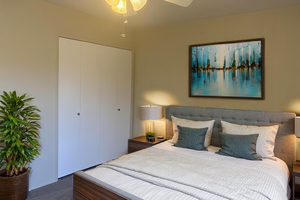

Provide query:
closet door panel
left=116, top=49, right=132, bottom=157
left=99, top=46, right=118, bottom=162
left=59, top=38, right=132, bottom=175
left=58, top=38, right=81, bottom=178
left=80, top=42, right=101, bottom=169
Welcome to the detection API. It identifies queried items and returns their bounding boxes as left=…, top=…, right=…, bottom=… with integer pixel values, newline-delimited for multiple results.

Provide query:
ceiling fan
left=105, top=0, right=193, bottom=37
left=105, top=0, right=194, bottom=15
left=164, top=0, right=193, bottom=7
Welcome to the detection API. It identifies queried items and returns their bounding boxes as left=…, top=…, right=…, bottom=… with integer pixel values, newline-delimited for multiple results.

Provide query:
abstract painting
left=189, top=39, right=264, bottom=99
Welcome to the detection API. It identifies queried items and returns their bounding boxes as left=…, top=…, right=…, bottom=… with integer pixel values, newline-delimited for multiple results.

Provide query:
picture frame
left=189, top=38, right=264, bottom=99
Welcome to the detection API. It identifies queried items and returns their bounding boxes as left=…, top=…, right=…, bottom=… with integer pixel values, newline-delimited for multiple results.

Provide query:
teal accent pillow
left=174, top=126, right=208, bottom=151
left=216, top=132, right=261, bottom=160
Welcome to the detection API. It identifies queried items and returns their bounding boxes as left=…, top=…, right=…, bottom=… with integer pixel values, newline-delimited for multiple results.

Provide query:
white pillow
left=221, top=121, right=279, bottom=159
left=171, top=116, right=215, bottom=147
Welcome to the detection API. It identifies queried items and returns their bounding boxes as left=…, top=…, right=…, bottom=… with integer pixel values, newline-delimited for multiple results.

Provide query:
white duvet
left=85, top=141, right=290, bottom=200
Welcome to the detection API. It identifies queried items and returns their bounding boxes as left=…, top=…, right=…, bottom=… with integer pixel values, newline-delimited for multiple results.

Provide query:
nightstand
left=293, top=161, right=300, bottom=200
left=128, top=136, right=167, bottom=153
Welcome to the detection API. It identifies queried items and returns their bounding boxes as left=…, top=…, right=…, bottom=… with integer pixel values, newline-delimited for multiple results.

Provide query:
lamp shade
left=140, top=105, right=162, bottom=120
left=112, top=0, right=127, bottom=14
left=130, top=0, right=147, bottom=11
left=106, top=0, right=120, bottom=6
left=295, top=116, right=300, bottom=137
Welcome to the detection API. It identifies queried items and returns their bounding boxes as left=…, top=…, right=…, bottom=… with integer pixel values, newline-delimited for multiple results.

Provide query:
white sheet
left=85, top=141, right=290, bottom=200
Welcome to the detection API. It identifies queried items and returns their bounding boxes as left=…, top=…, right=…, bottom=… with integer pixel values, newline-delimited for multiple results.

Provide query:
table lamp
left=140, top=105, right=162, bottom=139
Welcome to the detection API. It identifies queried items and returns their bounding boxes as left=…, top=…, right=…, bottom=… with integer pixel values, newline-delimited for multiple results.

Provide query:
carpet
left=27, top=175, right=73, bottom=200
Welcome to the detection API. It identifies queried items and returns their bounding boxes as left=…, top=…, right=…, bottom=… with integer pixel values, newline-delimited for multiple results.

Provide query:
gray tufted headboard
left=166, top=105, right=296, bottom=170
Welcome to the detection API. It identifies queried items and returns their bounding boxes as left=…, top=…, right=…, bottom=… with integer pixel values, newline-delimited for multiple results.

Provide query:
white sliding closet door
left=58, top=38, right=132, bottom=177
left=58, top=38, right=81, bottom=178
left=116, top=49, right=132, bottom=157
left=99, top=46, right=118, bottom=162
left=80, top=42, right=101, bottom=170
left=99, top=46, right=132, bottom=162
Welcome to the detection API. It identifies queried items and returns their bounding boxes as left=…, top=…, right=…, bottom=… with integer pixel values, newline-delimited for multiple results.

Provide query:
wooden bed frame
left=73, top=105, right=296, bottom=200
left=73, top=173, right=126, bottom=200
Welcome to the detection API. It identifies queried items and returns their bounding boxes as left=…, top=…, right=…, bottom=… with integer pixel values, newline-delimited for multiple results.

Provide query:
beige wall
left=1, top=0, right=300, bottom=190
left=133, top=5, right=300, bottom=138
left=0, top=0, right=134, bottom=190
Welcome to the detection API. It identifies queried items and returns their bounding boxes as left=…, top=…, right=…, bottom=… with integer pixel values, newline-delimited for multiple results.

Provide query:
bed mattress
left=85, top=141, right=290, bottom=200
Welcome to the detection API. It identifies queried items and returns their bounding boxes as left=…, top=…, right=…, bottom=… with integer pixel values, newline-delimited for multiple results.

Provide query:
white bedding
left=85, top=141, right=290, bottom=200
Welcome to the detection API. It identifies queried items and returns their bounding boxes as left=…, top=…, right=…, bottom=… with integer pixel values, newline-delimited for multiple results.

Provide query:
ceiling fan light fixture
left=130, top=0, right=147, bottom=11
left=105, top=0, right=120, bottom=7
left=112, top=0, right=127, bottom=14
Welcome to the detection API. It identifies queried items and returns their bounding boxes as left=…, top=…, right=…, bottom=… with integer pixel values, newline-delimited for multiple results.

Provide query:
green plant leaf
left=12, top=160, right=19, bottom=169
left=3, top=129, right=10, bottom=135
left=28, top=139, right=38, bottom=148
left=0, top=100, right=8, bottom=107
left=6, top=147, right=13, bottom=158
left=25, top=148, right=32, bottom=155
left=11, top=142, right=16, bottom=148
left=2, top=91, right=9, bottom=99
left=27, top=131, right=39, bottom=137
left=19, top=93, right=27, bottom=100
left=16, top=140, right=24, bottom=146
left=17, top=145, right=25, bottom=155
left=5, top=162, right=11, bottom=170
left=19, top=157, right=24, bottom=165
left=23, top=97, right=34, bottom=102
left=0, top=148, right=6, bottom=155
left=12, top=118, right=18, bottom=125
left=4, top=137, right=11, bottom=144
left=31, top=150, right=40, bottom=156
left=13, top=148, right=18, bottom=157
left=12, top=91, right=16, bottom=97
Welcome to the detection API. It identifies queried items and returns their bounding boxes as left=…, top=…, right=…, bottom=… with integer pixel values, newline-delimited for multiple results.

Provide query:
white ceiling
left=44, top=0, right=300, bottom=28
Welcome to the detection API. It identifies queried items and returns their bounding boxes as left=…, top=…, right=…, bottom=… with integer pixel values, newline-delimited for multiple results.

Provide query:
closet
left=58, top=37, right=132, bottom=178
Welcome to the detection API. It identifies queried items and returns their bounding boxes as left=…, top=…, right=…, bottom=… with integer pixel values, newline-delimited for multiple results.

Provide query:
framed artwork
left=189, top=38, right=264, bottom=99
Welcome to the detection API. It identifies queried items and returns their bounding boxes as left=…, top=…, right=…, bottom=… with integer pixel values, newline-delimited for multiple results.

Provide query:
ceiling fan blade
left=125, top=1, right=137, bottom=17
left=164, top=0, right=193, bottom=7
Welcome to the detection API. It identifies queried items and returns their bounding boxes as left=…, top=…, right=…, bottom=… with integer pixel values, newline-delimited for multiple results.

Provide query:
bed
left=73, top=105, right=296, bottom=200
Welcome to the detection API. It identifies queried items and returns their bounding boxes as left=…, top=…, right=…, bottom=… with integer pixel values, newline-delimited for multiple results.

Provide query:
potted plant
left=0, top=91, right=41, bottom=200
left=146, top=132, right=155, bottom=142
